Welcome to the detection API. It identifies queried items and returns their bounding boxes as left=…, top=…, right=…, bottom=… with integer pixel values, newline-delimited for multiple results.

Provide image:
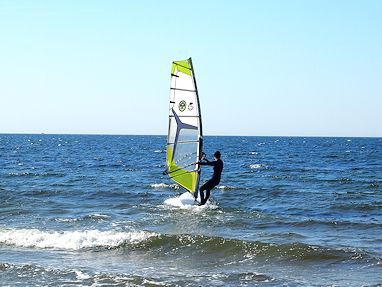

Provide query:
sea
left=0, top=134, right=381, bottom=287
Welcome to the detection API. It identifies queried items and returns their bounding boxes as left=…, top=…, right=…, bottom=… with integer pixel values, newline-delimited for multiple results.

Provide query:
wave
left=330, top=203, right=382, bottom=212
left=135, top=234, right=381, bottom=265
left=288, top=218, right=382, bottom=229
left=0, top=263, right=145, bottom=286
left=54, top=213, right=111, bottom=223
left=0, top=228, right=156, bottom=250
left=7, top=172, right=65, bottom=177
left=0, top=228, right=380, bottom=265
left=0, top=262, right=275, bottom=286
left=323, top=177, right=353, bottom=183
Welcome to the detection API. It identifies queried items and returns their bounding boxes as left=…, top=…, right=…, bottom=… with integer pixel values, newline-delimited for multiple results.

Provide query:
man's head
left=214, top=151, right=221, bottom=159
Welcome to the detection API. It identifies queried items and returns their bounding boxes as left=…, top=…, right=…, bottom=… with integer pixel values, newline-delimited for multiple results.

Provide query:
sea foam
left=150, top=183, right=180, bottom=189
left=249, top=164, right=266, bottom=169
left=0, top=228, right=156, bottom=250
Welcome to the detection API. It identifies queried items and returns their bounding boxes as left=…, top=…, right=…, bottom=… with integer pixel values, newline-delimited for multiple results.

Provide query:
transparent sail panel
left=173, top=142, right=198, bottom=172
left=178, top=128, right=198, bottom=143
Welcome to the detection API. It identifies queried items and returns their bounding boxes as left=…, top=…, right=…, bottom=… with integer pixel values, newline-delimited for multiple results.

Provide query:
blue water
left=0, top=134, right=381, bottom=286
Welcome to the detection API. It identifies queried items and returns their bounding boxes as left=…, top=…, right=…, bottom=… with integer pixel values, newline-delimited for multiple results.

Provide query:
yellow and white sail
left=165, top=58, right=203, bottom=193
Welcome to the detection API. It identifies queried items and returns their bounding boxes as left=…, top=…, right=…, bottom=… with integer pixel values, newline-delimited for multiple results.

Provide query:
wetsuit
left=198, top=158, right=223, bottom=205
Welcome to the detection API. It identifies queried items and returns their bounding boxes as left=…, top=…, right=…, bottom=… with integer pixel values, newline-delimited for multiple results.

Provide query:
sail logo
left=179, top=100, right=186, bottom=112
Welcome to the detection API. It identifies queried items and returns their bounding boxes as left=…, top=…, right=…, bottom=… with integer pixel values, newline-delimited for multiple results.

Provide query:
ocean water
left=0, top=134, right=381, bottom=287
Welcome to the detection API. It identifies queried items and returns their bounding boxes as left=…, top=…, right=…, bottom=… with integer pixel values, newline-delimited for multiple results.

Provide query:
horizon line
left=0, top=132, right=381, bottom=139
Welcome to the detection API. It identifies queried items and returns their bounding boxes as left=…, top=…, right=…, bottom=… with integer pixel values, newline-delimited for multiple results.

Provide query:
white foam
left=164, top=192, right=218, bottom=210
left=0, top=228, right=156, bottom=250
left=55, top=213, right=110, bottom=222
left=87, top=213, right=110, bottom=220
left=164, top=196, right=194, bottom=208
left=217, top=185, right=238, bottom=190
left=249, top=164, right=266, bottom=169
left=74, top=270, right=91, bottom=280
left=150, top=183, right=180, bottom=189
left=150, top=183, right=168, bottom=188
left=142, top=279, right=166, bottom=286
left=55, top=218, right=80, bottom=222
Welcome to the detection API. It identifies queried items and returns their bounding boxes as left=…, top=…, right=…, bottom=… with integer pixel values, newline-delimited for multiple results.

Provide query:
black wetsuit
left=198, top=158, right=223, bottom=205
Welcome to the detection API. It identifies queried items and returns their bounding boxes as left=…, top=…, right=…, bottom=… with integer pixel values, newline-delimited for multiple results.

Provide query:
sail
left=165, top=58, right=203, bottom=193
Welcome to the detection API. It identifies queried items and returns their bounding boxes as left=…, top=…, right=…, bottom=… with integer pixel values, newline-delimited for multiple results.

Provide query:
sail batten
left=165, top=58, right=203, bottom=194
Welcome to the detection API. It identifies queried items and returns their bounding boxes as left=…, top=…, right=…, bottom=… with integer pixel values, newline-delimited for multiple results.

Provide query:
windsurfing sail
left=164, top=58, right=203, bottom=194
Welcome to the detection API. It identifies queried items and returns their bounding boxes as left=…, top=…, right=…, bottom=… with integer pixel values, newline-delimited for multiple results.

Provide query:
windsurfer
left=196, top=151, right=223, bottom=205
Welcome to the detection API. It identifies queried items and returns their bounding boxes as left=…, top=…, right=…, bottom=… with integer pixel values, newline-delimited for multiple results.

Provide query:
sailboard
left=164, top=58, right=203, bottom=196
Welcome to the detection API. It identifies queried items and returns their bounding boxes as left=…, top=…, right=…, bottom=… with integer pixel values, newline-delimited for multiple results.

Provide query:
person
left=196, top=151, right=223, bottom=205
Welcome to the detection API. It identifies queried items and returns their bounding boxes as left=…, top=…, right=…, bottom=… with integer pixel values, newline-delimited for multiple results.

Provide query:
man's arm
left=198, top=159, right=215, bottom=166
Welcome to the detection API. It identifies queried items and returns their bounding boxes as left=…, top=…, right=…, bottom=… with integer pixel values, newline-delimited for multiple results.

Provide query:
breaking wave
left=0, top=228, right=156, bottom=250
left=0, top=229, right=380, bottom=265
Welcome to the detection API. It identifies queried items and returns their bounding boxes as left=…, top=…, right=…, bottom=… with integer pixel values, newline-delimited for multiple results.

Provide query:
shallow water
left=0, top=134, right=381, bottom=286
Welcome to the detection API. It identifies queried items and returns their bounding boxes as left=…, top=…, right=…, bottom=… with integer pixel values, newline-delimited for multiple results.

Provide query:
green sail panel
left=165, top=58, right=203, bottom=193
left=171, top=60, right=192, bottom=76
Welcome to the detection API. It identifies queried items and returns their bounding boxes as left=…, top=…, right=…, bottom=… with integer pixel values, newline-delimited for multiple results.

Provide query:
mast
left=188, top=57, right=203, bottom=193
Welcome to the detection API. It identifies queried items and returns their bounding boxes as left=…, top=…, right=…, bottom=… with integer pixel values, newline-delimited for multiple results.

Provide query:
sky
left=0, top=0, right=381, bottom=137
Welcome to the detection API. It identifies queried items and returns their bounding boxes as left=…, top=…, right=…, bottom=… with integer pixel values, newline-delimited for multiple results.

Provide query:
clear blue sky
left=1, top=0, right=381, bottom=136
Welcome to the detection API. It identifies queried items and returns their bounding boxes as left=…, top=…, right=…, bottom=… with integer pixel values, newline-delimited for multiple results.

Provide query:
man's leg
left=199, top=188, right=205, bottom=204
left=198, top=180, right=217, bottom=205
left=198, top=182, right=207, bottom=202
left=204, top=189, right=211, bottom=203
left=200, top=182, right=218, bottom=205
left=200, top=189, right=210, bottom=205
left=199, top=189, right=205, bottom=204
